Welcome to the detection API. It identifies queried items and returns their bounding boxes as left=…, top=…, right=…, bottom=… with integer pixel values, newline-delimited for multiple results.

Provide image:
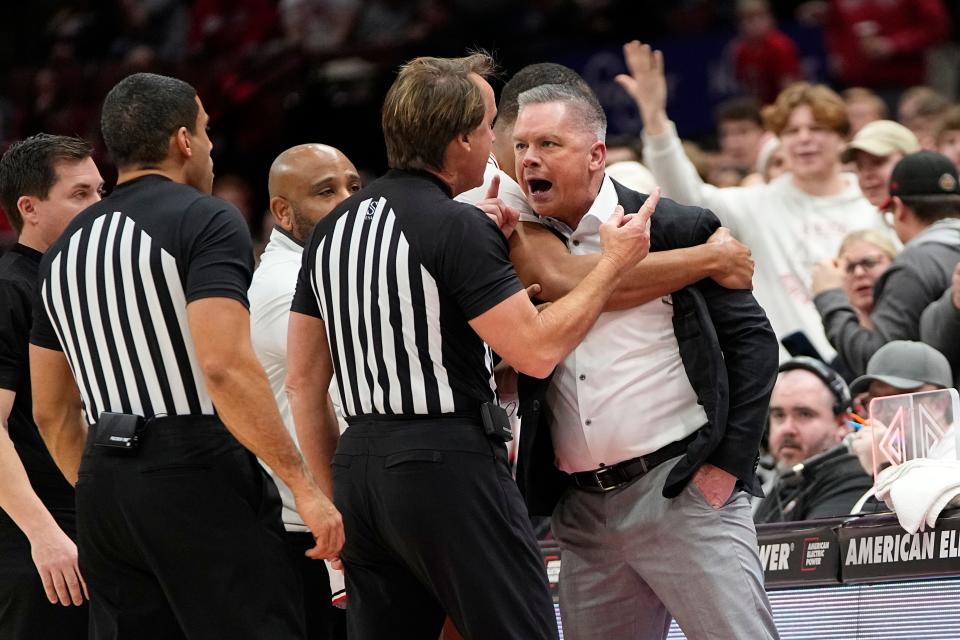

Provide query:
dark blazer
left=515, top=180, right=780, bottom=517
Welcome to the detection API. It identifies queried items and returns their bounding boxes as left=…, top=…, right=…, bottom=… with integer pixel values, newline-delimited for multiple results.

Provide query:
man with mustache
left=754, top=358, right=872, bottom=523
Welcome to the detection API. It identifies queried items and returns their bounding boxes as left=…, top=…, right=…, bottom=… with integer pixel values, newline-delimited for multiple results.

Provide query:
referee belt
left=571, top=433, right=697, bottom=493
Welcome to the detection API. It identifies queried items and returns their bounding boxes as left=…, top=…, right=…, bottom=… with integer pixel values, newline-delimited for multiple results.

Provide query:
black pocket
left=383, top=450, right=442, bottom=471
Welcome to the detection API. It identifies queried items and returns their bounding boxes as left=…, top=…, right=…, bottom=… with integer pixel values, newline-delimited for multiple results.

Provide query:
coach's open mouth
left=527, top=178, right=553, bottom=195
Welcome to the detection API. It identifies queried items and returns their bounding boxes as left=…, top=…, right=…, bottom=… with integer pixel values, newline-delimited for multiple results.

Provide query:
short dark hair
left=714, top=96, right=763, bottom=128
left=497, top=63, right=588, bottom=128
left=100, top=73, right=198, bottom=170
left=900, top=195, right=960, bottom=223
left=0, top=134, right=93, bottom=232
left=382, top=53, right=496, bottom=172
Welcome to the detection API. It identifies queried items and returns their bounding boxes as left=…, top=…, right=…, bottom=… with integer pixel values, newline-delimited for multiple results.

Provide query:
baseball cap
left=840, top=120, right=920, bottom=163
left=850, top=341, right=954, bottom=395
left=889, top=150, right=960, bottom=198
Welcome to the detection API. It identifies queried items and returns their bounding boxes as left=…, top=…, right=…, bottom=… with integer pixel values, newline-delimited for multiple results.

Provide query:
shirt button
left=532, top=400, right=541, bottom=411
left=579, top=374, right=586, bottom=381
left=572, top=240, right=580, bottom=246
left=585, top=419, right=592, bottom=426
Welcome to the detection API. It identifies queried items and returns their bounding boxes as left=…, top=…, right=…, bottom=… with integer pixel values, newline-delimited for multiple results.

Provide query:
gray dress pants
left=552, top=456, right=779, bottom=640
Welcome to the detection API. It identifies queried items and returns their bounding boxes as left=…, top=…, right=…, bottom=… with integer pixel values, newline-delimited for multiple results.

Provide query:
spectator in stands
left=604, top=135, right=657, bottom=193
left=936, top=106, right=960, bottom=172
left=755, top=358, right=873, bottom=522
left=827, top=230, right=899, bottom=331
left=279, top=0, right=357, bottom=54
left=849, top=341, right=954, bottom=476
left=839, top=120, right=920, bottom=208
left=821, top=0, right=950, bottom=91
left=899, top=86, right=951, bottom=150
left=842, top=88, right=888, bottom=137
left=622, top=40, right=883, bottom=361
left=814, top=151, right=960, bottom=374
left=921, top=263, right=960, bottom=388
left=714, top=96, right=770, bottom=174
left=731, top=0, right=801, bottom=105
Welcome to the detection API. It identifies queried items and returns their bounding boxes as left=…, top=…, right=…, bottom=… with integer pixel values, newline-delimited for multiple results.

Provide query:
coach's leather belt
left=571, top=433, right=697, bottom=493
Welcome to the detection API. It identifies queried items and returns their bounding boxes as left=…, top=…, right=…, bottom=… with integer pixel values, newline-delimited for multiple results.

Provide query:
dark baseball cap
left=850, top=341, right=954, bottom=395
left=889, top=151, right=960, bottom=198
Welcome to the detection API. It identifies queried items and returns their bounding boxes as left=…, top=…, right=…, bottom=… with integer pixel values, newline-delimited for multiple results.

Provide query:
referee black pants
left=0, top=511, right=88, bottom=640
left=333, top=417, right=559, bottom=640
left=76, top=416, right=306, bottom=640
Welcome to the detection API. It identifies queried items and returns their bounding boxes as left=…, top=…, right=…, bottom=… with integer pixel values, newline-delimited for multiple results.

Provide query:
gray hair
left=517, top=83, right=607, bottom=142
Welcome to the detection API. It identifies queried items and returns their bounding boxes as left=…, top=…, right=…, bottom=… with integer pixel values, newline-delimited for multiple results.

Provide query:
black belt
left=571, top=433, right=696, bottom=493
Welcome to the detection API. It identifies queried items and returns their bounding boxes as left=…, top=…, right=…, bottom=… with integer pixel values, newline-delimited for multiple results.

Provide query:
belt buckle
left=593, top=465, right=623, bottom=492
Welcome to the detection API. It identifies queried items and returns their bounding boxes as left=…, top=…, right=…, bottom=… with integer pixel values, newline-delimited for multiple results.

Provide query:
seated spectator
left=831, top=230, right=899, bottom=330
left=898, top=86, right=951, bottom=150
left=936, top=105, right=960, bottom=172
left=921, top=263, right=960, bottom=388
left=849, top=341, right=955, bottom=478
left=755, top=358, right=873, bottom=523
left=814, top=151, right=960, bottom=374
left=839, top=119, right=920, bottom=209
left=714, top=96, right=769, bottom=173
left=842, top=87, right=888, bottom=137
left=621, top=40, right=884, bottom=360
left=732, top=0, right=801, bottom=105
left=822, top=0, right=949, bottom=92
left=604, top=135, right=657, bottom=192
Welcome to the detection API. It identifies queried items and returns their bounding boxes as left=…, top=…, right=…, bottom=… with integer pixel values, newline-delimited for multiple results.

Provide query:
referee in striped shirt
left=287, top=53, right=657, bottom=640
left=28, top=73, right=341, bottom=639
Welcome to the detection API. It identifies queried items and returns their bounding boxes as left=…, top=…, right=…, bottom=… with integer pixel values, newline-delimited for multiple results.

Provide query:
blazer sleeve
left=689, top=208, right=779, bottom=484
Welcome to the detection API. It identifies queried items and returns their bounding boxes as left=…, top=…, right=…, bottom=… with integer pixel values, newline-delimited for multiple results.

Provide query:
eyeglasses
left=843, top=255, right=887, bottom=275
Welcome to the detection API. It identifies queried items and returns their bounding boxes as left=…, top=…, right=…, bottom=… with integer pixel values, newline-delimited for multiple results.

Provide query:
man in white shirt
left=249, top=143, right=359, bottom=639
left=512, top=81, right=780, bottom=640
left=620, top=41, right=886, bottom=361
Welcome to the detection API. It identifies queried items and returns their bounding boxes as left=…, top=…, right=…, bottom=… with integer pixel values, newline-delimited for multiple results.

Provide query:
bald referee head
left=267, top=144, right=360, bottom=243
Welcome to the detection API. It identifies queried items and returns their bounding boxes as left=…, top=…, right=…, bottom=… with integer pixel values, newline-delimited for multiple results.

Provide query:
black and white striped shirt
left=31, top=175, right=254, bottom=424
left=291, top=169, right=523, bottom=418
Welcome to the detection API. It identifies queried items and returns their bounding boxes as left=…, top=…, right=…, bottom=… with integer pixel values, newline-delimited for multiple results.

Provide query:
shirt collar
left=267, top=226, right=303, bottom=253
left=12, top=243, right=42, bottom=263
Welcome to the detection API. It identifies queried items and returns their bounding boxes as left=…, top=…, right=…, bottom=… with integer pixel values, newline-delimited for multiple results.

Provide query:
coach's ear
left=589, top=141, right=606, bottom=172
left=269, top=195, right=293, bottom=232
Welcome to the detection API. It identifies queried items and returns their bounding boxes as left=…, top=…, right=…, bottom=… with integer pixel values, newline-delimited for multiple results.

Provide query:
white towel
left=875, top=459, right=960, bottom=533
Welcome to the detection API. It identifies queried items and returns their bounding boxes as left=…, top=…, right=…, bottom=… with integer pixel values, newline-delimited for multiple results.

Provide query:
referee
left=287, top=54, right=655, bottom=640
left=0, top=133, right=102, bottom=639
left=29, top=73, right=342, bottom=639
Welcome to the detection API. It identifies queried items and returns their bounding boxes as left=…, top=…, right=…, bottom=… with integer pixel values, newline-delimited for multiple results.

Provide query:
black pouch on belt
left=93, top=412, right=145, bottom=453
left=480, top=402, right=513, bottom=442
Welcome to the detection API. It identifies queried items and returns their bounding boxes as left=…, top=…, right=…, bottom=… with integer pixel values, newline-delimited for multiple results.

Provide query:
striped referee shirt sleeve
left=429, top=207, right=524, bottom=320
left=182, top=200, right=255, bottom=307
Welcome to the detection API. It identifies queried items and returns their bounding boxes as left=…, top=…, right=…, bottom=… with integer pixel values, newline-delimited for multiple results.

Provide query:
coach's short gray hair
left=517, top=83, right=607, bottom=142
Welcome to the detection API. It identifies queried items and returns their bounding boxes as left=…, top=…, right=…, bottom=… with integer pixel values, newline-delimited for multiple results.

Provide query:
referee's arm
left=285, top=310, right=339, bottom=500
left=188, top=297, right=343, bottom=559
left=1, top=386, right=87, bottom=606
left=30, top=345, right=87, bottom=486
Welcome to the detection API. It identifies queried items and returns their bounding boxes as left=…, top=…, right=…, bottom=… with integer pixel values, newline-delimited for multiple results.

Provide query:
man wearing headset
left=755, top=357, right=874, bottom=523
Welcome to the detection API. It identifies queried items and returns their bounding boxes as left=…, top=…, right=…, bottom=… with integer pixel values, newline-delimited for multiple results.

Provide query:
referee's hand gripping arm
left=188, top=298, right=343, bottom=560
left=470, top=189, right=659, bottom=378
left=286, top=310, right=345, bottom=560
left=1, top=388, right=88, bottom=606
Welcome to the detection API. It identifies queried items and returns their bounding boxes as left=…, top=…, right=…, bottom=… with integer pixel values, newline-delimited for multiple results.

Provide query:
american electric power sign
left=752, top=512, right=960, bottom=588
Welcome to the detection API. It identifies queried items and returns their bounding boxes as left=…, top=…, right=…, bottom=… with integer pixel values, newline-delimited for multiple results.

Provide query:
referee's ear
left=270, top=195, right=293, bottom=232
